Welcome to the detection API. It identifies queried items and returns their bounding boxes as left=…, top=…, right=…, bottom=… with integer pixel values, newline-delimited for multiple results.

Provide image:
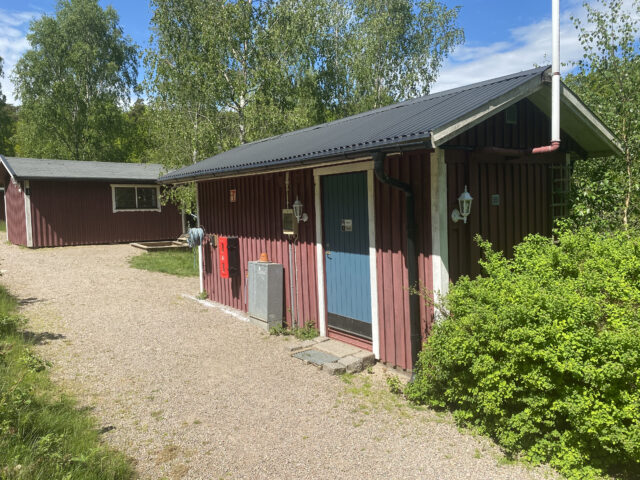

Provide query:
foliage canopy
left=407, top=229, right=640, bottom=479
left=565, top=0, right=640, bottom=230
left=12, top=0, right=138, bottom=162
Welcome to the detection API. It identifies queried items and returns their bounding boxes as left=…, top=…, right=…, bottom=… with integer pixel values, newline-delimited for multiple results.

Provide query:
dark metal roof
left=160, top=66, right=550, bottom=183
left=0, top=156, right=165, bottom=182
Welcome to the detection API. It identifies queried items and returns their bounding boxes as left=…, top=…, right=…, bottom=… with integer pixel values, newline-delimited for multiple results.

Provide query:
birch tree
left=566, top=0, right=640, bottom=230
left=12, top=0, right=138, bottom=162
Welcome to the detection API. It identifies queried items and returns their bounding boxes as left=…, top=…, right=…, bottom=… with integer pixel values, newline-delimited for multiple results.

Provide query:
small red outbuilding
left=1, top=156, right=182, bottom=248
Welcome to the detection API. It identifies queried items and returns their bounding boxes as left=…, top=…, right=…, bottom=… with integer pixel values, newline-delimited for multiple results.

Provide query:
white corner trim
left=195, top=181, right=201, bottom=227
left=313, top=160, right=380, bottom=358
left=195, top=182, right=204, bottom=294
left=366, top=169, right=380, bottom=359
left=314, top=176, right=326, bottom=336
left=24, top=180, right=33, bottom=248
left=430, top=149, right=449, bottom=312
left=3, top=187, right=8, bottom=242
left=110, top=184, right=162, bottom=213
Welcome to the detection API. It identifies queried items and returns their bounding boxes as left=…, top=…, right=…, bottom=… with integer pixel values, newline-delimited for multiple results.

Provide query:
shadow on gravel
left=22, top=331, right=66, bottom=345
left=18, top=297, right=46, bottom=306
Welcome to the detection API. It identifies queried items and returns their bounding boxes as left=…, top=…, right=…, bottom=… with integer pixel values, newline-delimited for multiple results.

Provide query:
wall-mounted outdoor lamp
left=451, top=185, right=473, bottom=224
left=292, top=197, right=308, bottom=223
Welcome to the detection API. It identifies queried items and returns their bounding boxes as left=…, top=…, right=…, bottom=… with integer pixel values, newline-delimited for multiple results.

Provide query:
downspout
left=480, top=0, right=561, bottom=157
left=532, top=0, right=562, bottom=154
left=373, top=152, right=421, bottom=369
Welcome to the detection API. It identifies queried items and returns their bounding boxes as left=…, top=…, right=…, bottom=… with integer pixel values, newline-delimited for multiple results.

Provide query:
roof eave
left=158, top=139, right=432, bottom=184
left=430, top=70, right=547, bottom=147
left=560, top=86, right=623, bottom=157
left=0, top=155, right=17, bottom=181
left=13, top=176, right=161, bottom=183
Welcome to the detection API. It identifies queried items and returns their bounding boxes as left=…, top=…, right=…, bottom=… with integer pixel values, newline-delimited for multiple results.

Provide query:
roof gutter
left=373, top=151, right=422, bottom=370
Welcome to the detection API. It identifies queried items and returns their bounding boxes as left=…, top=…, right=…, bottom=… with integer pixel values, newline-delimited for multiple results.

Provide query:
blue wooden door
left=322, top=172, right=372, bottom=339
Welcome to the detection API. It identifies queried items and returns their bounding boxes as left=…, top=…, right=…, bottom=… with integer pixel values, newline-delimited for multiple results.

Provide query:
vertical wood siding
left=198, top=170, right=318, bottom=327
left=445, top=97, right=569, bottom=281
left=0, top=190, right=5, bottom=220
left=375, top=151, right=433, bottom=370
left=445, top=98, right=583, bottom=154
left=29, top=181, right=182, bottom=247
left=198, top=155, right=433, bottom=370
left=5, top=180, right=27, bottom=246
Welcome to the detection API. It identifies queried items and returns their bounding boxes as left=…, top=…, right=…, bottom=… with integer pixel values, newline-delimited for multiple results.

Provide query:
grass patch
left=269, top=321, right=319, bottom=340
left=0, top=284, right=134, bottom=479
left=0, top=220, right=5, bottom=232
left=129, top=250, right=198, bottom=277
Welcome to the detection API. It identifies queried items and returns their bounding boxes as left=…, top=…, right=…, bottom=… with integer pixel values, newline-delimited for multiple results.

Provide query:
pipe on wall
left=478, top=1, right=561, bottom=159
left=373, top=151, right=422, bottom=368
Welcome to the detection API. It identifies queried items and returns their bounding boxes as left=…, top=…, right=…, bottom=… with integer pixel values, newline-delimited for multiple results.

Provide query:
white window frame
left=111, top=184, right=162, bottom=213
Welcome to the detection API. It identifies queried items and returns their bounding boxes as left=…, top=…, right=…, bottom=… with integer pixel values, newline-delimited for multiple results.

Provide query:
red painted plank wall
left=5, top=180, right=27, bottom=246
left=375, top=151, right=433, bottom=370
left=29, top=181, right=182, bottom=247
left=447, top=151, right=565, bottom=282
left=445, top=97, right=573, bottom=282
left=446, top=98, right=583, bottom=154
left=0, top=190, right=5, bottom=220
left=197, top=170, right=318, bottom=327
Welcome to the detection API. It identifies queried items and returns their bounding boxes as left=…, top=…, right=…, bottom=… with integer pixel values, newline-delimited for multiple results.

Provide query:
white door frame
left=313, top=160, right=380, bottom=359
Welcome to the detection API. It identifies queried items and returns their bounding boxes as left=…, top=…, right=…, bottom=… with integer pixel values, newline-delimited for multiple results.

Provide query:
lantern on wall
left=292, top=197, right=308, bottom=223
left=451, top=185, right=473, bottom=224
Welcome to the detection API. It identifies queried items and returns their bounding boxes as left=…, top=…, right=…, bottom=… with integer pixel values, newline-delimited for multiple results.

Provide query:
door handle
left=325, top=250, right=331, bottom=258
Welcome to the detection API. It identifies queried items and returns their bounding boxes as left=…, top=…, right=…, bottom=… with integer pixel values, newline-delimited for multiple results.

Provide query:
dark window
left=114, top=187, right=137, bottom=210
left=137, top=187, right=158, bottom=209
left=113, top=186, right=160, bottom=211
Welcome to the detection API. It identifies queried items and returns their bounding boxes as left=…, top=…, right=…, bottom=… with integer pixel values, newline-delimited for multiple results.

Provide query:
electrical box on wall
left=248, top=261, right=283, bottom=330
left=282, top=209, right=295, bottom=235
left=218, top=236, right=240, bottom=278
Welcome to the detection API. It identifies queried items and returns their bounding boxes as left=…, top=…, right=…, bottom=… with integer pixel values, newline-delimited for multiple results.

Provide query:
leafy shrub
left=269, top=321, right=319, bottom=340
left=0, top=315, right=25, bottom=336
left=406, top=228, right=640, bottom=479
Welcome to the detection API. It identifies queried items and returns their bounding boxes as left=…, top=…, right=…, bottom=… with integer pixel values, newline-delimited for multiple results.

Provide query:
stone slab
left=338, top=355, right=364, bottom=373
left=353, top=350, right=376, bottom=367
left=314, top=339, right=362, bottom=358
left=322, top=362, right=346, bottom=375
left=292, top=349, right=340, bottom=366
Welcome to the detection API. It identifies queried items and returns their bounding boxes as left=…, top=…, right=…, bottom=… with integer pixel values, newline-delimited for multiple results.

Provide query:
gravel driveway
left=0, top=242, right=557, bottom=480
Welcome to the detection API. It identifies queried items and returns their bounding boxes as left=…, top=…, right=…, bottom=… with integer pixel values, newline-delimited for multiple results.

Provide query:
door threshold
left=327, top=328, right=372, bottom=352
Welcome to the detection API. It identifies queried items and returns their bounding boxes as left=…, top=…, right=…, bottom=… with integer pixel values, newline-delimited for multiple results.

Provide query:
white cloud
left=431, top=3, right=592, bottom=93
left=0, top=8, right=42, bottom=105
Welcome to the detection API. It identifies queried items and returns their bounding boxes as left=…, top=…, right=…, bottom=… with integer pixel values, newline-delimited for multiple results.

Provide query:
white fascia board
left=560, top=87, right=623, bottom=157
left=430, top=76, right=544, bottom=147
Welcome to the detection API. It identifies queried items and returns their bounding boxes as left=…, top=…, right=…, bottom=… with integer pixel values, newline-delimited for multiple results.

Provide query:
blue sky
left=0, top=0, right=605, bottom=104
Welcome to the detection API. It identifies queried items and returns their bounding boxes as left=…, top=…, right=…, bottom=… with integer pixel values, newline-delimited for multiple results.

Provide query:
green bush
left=406, top=229, right=640, bottom=479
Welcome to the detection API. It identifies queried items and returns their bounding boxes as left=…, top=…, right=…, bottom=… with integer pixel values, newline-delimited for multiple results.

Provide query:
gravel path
left=0, top=242, right=557, bottom=480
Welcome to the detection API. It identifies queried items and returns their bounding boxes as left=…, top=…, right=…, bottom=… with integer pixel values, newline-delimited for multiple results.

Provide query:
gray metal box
left=248, top=261, right=284, bottom=330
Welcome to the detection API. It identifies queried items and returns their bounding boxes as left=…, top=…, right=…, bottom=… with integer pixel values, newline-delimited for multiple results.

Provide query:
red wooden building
left=160, top=67, right=621, bottom=370
left=1, top=156, right=182, bottom=248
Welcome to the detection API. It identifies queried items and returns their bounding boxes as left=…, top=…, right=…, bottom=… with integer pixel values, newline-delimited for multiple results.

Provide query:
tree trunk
left=192, top=104, right=199, bottom=164
left=624, top=147, right=631, bottom=229
left=238, top=93, right=246, bottom=144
